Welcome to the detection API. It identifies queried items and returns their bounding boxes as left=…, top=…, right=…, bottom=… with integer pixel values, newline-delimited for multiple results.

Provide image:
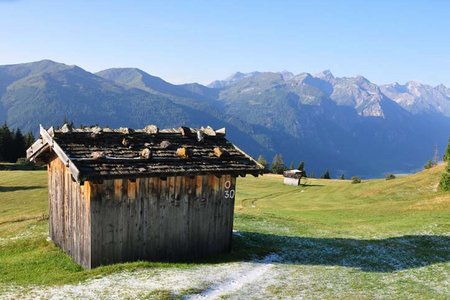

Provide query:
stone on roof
left=27, top=124, right=264, bottom=181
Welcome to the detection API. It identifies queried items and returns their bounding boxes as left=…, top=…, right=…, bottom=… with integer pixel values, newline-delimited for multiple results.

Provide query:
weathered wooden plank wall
left=48, top=158, right=237, bottom=269
left=48, top=157, right=91, bottom=268
left=89, top=174, right=236, bottom=267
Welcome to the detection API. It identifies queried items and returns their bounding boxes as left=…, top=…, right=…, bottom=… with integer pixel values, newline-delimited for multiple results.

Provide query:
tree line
left=439, top=138, right=450, bottom=191
left=258, top=138, right=450, bottom=185
left=257, top=154, right=334, bottom=179
left=0, top=123, right=35, bottom=163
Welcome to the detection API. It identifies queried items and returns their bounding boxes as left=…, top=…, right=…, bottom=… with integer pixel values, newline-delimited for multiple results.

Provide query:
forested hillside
left=1, top=60, right=449, bottom=177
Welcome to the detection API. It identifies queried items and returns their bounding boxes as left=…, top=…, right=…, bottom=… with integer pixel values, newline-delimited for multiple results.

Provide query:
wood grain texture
left=89, top=174, right=236, bottom=267
left=47, top=152, right=238, bottom=269
left=48, top=157, right=91, bottom=268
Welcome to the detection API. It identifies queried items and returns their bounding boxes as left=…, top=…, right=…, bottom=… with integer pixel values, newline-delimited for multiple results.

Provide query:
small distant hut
left=27, top=124, right=264, bottom=269
left=283, top=169, right=304, bottom=186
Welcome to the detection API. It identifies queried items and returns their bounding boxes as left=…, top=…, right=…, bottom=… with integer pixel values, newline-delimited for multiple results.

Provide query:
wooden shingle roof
left=27, top=125, right=264, bottom=182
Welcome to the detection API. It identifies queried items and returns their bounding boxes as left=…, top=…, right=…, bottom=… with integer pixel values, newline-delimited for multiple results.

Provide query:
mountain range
left=1, top=60, right=449, bottom=177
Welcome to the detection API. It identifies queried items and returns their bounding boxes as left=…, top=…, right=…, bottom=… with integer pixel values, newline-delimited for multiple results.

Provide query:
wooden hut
left=27, top=124, right=264, bottom=269
left=283, top=169, right=304, bottom=186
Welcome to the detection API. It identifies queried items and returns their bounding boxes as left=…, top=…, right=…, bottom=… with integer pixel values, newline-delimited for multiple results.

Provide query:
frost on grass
left=1, top=232, right=449, bottom=299
left=188, top=253, right=283, bottom=299
left=0, top=225, right=47, bottom=245
left=1, top=254, right=291, bottom=300
left=232, top=229, right=243, bottom=237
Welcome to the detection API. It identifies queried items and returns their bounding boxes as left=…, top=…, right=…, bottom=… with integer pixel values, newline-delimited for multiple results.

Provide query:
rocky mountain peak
left=1, top=60, right=450, bottom=178
left=315, top=70, right=334, bottom=80
left=280, top=70, right=294, bottom=80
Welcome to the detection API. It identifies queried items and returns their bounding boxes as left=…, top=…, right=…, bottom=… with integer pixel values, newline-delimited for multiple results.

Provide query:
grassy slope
left=0, top=165, right=449, bottom=298
left=235, top=166, right=449, bottom=238
left=233, top=166, right=449, bottom=298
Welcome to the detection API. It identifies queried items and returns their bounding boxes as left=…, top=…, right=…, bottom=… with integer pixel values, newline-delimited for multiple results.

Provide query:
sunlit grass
left=0, top=165, right=449, bottom=298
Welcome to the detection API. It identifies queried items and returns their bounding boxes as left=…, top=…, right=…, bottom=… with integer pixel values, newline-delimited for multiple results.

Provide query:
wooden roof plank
left=39, top=125, right=81, bottom=182
left=26, top=137, right=49, bottom=161
left=28, top=125, right=264, bottom=180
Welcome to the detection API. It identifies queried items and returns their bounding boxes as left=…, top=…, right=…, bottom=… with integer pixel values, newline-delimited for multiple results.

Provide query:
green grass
left=235, top=167, right=449, bottom=238
left=0, top=162, right=45, bottom=171
left=0, top=170, right=48, bottom=238
left=0, top=165, right=449, bottom=298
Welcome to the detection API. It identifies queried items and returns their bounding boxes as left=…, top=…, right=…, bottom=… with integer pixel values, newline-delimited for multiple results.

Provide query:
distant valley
left=1, top=60, right=449, bottom=177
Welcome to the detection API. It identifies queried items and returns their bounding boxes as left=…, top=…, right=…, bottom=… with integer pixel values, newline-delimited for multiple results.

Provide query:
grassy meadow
left=0, top=165, right=449, bottom=298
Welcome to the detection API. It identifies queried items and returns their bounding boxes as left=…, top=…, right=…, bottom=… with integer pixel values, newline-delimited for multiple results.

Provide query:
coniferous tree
left=296, top=161, right=307, bottom=177
left=289, top=161, right=294, bottom=170
left=321, top=170, right=331, bottom=179
left=271, top=154, right=286, bottom=174
left=0, top=123, right=35, bottom=162
left=25, top=132, right=35, bottom=149
left=424, top=160, right=436, bottom=169
left=444, top=138, right=450, bottom=162
left=257, top=154, right=268, bottom=170
left=439, top=172, right=450, bottom=191
left=439, top=138, right=450, bottom=191
left=0, top=124, right=5, bottom=161
left=339, top=174, right=345, bottom=180
left=0, top=123, right=14, bottom=162
left=12, top=129, right=26, bottom=162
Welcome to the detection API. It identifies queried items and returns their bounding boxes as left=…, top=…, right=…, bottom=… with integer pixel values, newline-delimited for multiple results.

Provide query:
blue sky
left=1, top=0, right=449, bottom=85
